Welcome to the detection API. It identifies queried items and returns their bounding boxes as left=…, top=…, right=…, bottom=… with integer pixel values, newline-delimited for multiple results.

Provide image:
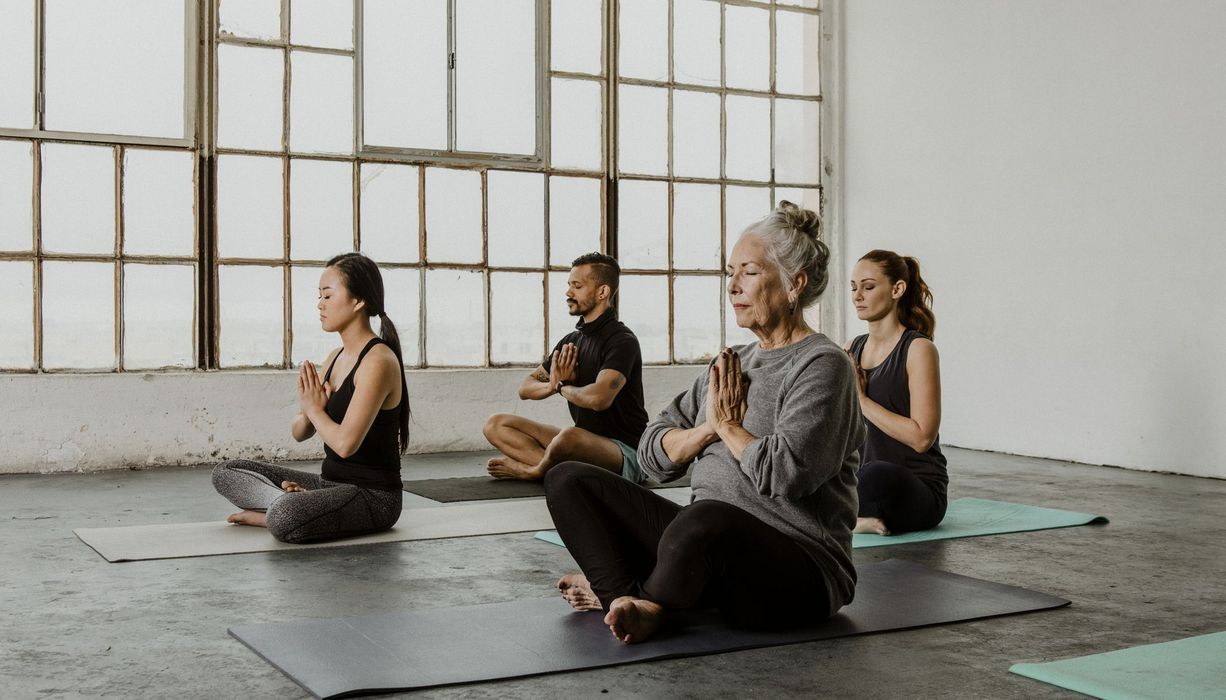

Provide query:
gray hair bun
left=746, top=200, right=830, bottom=309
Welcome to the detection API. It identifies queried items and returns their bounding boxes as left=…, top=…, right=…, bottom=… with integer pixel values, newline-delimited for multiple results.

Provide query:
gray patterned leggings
left=211, top=460, right=402, bottom=543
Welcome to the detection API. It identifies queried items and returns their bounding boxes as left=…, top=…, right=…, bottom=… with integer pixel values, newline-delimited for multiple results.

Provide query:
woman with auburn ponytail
left=211, top=252, right=411, bottom=542
left=846, top=250, right=947, bottom=536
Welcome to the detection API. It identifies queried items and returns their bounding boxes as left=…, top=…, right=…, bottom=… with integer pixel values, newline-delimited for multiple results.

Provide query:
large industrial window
left=0, top=0, right=824, bottom=373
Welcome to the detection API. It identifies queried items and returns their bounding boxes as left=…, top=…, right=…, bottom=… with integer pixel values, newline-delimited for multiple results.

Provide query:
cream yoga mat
left=74, top=498, right=559, bottom=562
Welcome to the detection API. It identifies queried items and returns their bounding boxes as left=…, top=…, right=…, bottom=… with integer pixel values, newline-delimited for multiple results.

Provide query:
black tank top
left=319, top=337, right=402, bottom=491
left=850, top=329, right=948, bottom=500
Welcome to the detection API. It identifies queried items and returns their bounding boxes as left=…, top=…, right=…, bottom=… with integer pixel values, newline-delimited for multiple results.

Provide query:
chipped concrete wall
left=0, top=367, right=699, bottom=474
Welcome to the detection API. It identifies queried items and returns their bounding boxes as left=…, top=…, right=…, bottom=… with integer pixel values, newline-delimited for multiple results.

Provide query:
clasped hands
left=705, top=348, right=748, bottom=439
left=549, top=343, right=579, bottom=394
left=297, top=360, right=333, bottom=420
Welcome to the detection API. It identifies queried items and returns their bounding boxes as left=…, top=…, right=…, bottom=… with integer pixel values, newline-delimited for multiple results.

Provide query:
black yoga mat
left=230, top=559, right=1069, bottom=698
left=402, top=474, right=690, bottom=502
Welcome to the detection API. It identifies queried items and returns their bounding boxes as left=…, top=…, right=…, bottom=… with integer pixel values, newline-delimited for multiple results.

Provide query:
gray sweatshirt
left=638, top=333, right=865, bottom=613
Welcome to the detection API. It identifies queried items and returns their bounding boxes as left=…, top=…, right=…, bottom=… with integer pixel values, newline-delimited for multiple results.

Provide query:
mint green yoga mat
left=533, top=497, right=1106, bottom=549
left=1009, top=631, right=1226, bottom=700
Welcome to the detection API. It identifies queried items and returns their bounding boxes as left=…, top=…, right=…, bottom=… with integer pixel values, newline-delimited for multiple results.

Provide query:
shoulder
left=604, top=325, right=642, bottom=351
left=905, top=336, right=939, bottom=368
left=845, top=333, right=867, bottom=353
left=357, top=343, right=402, bottom=383
left=323, top=346, right=342, bottom=366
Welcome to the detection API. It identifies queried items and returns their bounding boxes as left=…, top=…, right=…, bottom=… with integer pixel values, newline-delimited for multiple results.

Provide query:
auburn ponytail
left=859, top=250, right=936, bottom=340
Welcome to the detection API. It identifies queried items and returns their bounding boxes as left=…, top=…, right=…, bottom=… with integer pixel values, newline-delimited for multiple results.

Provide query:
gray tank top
left=850, top=329, right=948, bottom=500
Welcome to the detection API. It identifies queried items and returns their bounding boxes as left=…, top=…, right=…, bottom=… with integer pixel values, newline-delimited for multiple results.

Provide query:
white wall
left=840, top=1, right=1226, bottom=478
left=0, top=367, right=698, bottom=474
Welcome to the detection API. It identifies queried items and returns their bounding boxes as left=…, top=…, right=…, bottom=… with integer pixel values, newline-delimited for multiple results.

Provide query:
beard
left=567, top=298, right=592, bottom=317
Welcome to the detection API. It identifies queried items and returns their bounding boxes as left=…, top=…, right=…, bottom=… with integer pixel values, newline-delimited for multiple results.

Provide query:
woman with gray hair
left=544, top=201, right=865, bottom=643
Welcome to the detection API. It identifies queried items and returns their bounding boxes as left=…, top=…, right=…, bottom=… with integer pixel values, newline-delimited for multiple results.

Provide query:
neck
left=754, top=313, right=814, bottom=350
left=866, top=313, right=905, bottom=343
left=339, top=319, right=377, bottom=353
left=582, top=303, right=612, bottom=324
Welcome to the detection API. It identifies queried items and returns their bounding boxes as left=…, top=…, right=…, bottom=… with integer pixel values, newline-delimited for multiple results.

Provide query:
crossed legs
left=483, top=413, right=624, bottom=481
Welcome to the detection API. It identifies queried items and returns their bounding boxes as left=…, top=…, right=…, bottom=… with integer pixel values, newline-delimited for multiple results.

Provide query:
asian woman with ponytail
left=846, top=250, right=947, bottom=536
left=211, top=253, right=411, bottom=543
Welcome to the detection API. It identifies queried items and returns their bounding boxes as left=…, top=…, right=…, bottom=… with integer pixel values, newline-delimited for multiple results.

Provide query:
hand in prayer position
left=550, top=343, right=579, bottom=392
left=297, top=361, right=333, bottom=419
left=707, top=348, right=748, bottom=431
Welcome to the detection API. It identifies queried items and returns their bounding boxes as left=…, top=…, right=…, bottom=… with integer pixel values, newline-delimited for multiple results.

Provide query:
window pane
left=724, top=275, right=758, bottom=346
left=778, top=0, right=819, bottom=8
left=673, top=90, right=720, bottom=178
left=44, top=0, right=186, bottom=138
left=40, top=143, right=114, bottom=255
left=380, top=266, right=421, bottom=367
left=776, top=10, right=821, bottom=96
left=487, top=170, right=544, bottom=268
left=217, top=155, right=284, bottom=259
left=774, top=187, right=820, bottom=213
left=290, top=265, right=332, bottom=365
left=291, top=159, right=353, bottom=261
left=618, top=275, right=668, bottom=363
left=551, top=0, right=601, bottom=75
left=673, top=0, right=720, bottom=88
left=359, top=163, right=419, bottom=263
left=490, top=272, right=545, bottom=364
left=123, top=149, right=195, bottom=257
left=774, top=98, right=821, bottom=185
left=290, top=51, right=353, bottom=154
left=550, top=78, right=602, bottom=172
left=123, top=264, right=194, bottom=369
left=42, top=261, right=114, bottom=369
left=725, top=95, right=771, bottom=182
left=619, top=0, right=666, bottom=81
left=425, top=268, right=485, bottom=366
left=549, top=176, right=601, bottom=267
left=456, top=0, right=536, bottom=155
left=424, top=168, right=482, bottom=263
left=724, top=5, right=769, bottom=91
left=672, top=183, right=721, bottom=270
left=219, top=265, right=283, bottom=367
left=547, top=270, right=573, bottom=347
left=362, top=0, right=447, bottom=149
left=219, top=0, right=281, bottom=40
left=217, top=44, right=284, bottom=151
left=291, top=0, right=353, bottom=49
left=0, top=261, right=34, bottom=368
left=0, top=140, right=33, bottom=251
left=725, top=185, right=771, bottom=250
left=616, top=179, right=668, bottom=270
left=0, top=0, right=34, bottom=128
left=674, top=275, right=720, bottom=362
left=618, top=85, right=667, bottom=176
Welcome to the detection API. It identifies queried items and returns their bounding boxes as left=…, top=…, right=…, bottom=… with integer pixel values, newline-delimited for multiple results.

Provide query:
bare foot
left=853, top=516, right=890, bottom=535
left=226, top=510, right=268, bottom=528
left=557, top=574, right=602, bottom=611
left=486, top=456, right=544, bottom=481
left=604, top=596, right=665, bottom=644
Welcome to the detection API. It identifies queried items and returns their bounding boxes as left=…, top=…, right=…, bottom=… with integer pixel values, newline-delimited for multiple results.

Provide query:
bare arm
left=519, top=363, right=555, bottom=401
left=558, top=368, right=627, bottom=412
left=660, top=423, right=719, bottom=464
left=858, top=339, right=941, bottom=453
left=301, top=346, right=400, bottom=459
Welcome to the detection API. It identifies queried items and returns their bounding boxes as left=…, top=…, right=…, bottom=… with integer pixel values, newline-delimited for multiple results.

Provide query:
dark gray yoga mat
left=403, top=474, right=690, bottom=502
left=230, top=559, right=1069, bottom=698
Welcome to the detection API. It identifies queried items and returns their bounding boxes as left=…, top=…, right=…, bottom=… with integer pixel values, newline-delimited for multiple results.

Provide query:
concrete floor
left=2, top=447, right=1224, bottom=699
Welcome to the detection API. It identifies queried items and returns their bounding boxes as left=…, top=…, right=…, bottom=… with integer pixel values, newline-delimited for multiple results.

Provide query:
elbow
left=330, top=440, right=359, bottom=460
left=908, top=434, right=938, bottom=454
left=590, top=396, right=615, bottom=412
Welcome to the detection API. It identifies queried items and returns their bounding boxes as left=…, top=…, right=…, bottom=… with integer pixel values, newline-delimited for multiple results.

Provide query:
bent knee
left=211, top=461, right=241, bottom=489
left=543, top=460, right=602, bottom=498
left=663, top=500, right=742, bottom=547
left=549, top=426, right=593, bottom=457
left=857, top=461, right=908, bottom=491
left=483, top=413, right=513, bottom=439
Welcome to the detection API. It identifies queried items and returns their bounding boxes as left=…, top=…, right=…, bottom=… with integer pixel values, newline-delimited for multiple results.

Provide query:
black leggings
left=544, top=462, right=831, bottom=629
left=856, top=460, right=946, bottom=533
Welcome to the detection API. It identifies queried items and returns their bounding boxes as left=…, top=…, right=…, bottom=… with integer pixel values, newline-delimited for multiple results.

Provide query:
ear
left=598, top=283, right=609, bottom=301
left=790, top=271, right=809, bottom=300
left=353, top=297, right=366, bottom=312
left=891, top=280, right=907, bottom=300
